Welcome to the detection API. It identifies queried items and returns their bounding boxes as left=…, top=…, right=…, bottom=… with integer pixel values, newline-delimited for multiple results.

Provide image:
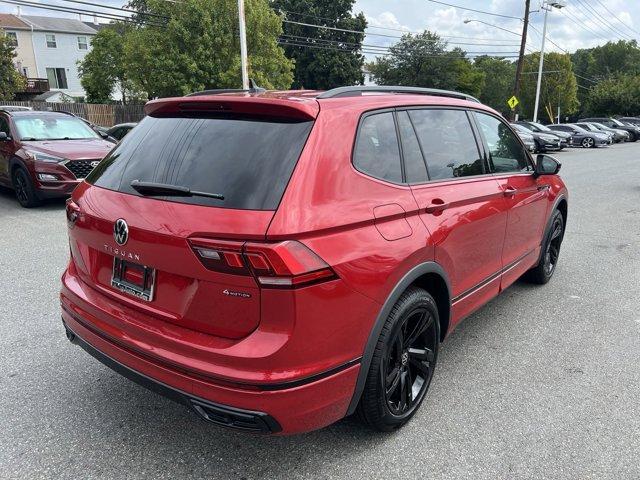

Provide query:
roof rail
left=186, top=78, right=266, bottom=97
left=316, top=86, right=480, bottom=103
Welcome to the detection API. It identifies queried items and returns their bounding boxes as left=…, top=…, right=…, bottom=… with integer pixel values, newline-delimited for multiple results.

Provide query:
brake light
left=65, top=199, right=80, bottom=227
left=190, top=239, right=337, bottom=289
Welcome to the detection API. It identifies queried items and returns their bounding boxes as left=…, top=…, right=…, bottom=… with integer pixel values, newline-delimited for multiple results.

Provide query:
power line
left=571, top=0, right=634, bottom=41
left=424, top=0, right=521, bottom=20
left=592, top=0, right=640, bottom=37
left=56, top=0, right=166, bottom=19
left=559, top=8, right=611, bottom=43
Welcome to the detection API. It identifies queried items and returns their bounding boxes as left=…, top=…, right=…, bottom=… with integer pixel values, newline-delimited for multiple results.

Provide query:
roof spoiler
left=185, top=79, right=266, bottom=97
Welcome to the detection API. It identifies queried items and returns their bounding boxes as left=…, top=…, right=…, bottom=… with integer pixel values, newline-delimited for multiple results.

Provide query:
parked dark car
left=579, top=117, right=640, bottom=141
left=61, top=86, right=568, bottom=435
left=510, top=123, right=536, bottom=151
left=0, top=110, right=114, bottom=207
left=515, top=122, right=563, bottom=152
left=106, top=122, right=137, bottom=141
left=516, top=121, right=571, bottom=150
left=587, top=122, right=629, bottom=142
left=618, top=117, right=640, bottom=126
left=575, top=122, right=620, bottom=143
left=547, top=124, right=609, bottom=148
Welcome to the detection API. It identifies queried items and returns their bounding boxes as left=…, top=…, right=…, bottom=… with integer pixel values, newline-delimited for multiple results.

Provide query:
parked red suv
left=60, top=86, right=568, bottom=435
left=0, top=110, right=114, bottom=207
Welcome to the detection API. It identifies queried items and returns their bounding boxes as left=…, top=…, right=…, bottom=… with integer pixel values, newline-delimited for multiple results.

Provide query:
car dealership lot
left=1, top=144, right=639, bottom=479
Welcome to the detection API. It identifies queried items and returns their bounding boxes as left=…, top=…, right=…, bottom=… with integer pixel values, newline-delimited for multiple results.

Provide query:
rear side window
left=474, top=112, right=531, bottom=174
left=408, top=109, right=484, bottom=180
left=353, top=112, right=402, bottom=183
left=87, top=115, right=313, bottom=210
left=396, top=111, right=428, bottom=183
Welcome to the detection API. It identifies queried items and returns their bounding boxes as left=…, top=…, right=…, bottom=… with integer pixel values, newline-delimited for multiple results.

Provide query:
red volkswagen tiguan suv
left=61, top=86, right=568, bottom=434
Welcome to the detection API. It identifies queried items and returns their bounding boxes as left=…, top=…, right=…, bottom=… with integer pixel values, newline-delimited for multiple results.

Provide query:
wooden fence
left=0, top=101, right=145, bottom=127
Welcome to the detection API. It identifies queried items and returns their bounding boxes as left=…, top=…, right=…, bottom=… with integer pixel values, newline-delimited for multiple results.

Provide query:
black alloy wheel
left=383, top=307, right=437, bottom=416
left=357, top=287, right=440, bottom=431
left=525, top=209, right=564, bottom=284
left=12, top=168, right=41, bottom=208
left=543, top=213, right=564, bottom=277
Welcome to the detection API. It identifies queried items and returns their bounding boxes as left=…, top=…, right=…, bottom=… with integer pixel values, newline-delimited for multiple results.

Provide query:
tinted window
left=409, top=109, right=484, bottom=180
left=474, top=112, right=531, bottom=174
left=397, top=111, right=427, bottom=183
left=87, top=115, right=313, bottom=210
left=0, top=117, right=10, bottom=135
left=353, top=112, right=402, bottom=183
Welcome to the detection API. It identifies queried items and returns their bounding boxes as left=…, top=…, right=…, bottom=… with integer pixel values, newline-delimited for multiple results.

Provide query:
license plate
left=111, top=257, right=156, bottom=301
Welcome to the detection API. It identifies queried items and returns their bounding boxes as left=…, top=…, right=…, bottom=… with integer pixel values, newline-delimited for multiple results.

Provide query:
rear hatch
left=67, top=100, right=315, bottom=339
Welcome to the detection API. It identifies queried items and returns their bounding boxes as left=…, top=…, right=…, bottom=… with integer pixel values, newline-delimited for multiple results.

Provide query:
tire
left=356, top=287, right=440, bottom=432
left=12, top=167, right=41, bottom=208
left=581, top=137, right=595, bottom=148
left=524, top=209, right=564, bottom=284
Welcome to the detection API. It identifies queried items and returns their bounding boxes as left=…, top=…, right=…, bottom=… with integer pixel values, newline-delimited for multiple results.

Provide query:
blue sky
left=1, top=0, right=638, bottom=55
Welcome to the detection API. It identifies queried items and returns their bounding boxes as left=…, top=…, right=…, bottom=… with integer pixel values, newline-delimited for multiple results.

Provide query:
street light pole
left=237, top=0, right=249, bottom=90
left=533, top=0, right=565, bottom=123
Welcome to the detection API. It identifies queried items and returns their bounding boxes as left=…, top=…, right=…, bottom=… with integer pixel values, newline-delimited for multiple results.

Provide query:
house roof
left=21, top=15, right=98, bottom=34
left=0, top=13, right=31, bottom=30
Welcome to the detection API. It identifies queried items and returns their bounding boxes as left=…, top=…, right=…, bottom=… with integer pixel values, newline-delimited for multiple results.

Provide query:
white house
left=18, top=15, right=97, bottom=99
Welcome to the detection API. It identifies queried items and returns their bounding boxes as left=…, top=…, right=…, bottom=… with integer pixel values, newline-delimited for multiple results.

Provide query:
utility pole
left=512, top=0, right=530, bottom=121
left=533, top=1, right=566, bottom=122
left=237, top=0, right=249, bottom=90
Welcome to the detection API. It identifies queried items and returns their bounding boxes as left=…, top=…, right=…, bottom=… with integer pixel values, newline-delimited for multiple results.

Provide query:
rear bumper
left=64, top=320, right=282, bottom=433
left=60, top=273, right=362, bottom=434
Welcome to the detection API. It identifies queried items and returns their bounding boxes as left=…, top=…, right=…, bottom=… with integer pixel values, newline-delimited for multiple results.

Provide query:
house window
left=6, top=32, right=17, bottom=47
left=46, top=67, right=68, bottom=89
left=77, top=36, right=88, bottom=50
left=46, top=34, right=57, bottom=48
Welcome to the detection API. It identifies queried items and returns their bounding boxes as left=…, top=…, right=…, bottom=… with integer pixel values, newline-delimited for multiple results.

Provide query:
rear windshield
left=86, top=115, right=313, bottom=210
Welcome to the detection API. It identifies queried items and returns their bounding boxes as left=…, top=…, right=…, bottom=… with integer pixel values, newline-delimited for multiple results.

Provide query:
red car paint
left=0, top=110, right=113, bottom=203
left=60, top=90, right=568, bottom=434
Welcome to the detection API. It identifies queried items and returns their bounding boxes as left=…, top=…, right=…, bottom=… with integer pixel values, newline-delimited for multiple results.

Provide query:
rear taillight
left=190, top=239, right=337, bottom=289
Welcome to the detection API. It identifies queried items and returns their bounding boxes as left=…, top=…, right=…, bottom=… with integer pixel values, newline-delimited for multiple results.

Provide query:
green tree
left=271, top=0, right=366, bottom=89
left=125, top=0, right=293, bottom=98
left=519, top=52, right=578, bottom=122
left=78, top=23, right=141, bottom=104
left=582, top=74, right=640, bottom=116
left=474, top=56, right=516, bottom=113
left=367, top=31, right=485, bottom=98
left=0, top=30, right=25, bottom=100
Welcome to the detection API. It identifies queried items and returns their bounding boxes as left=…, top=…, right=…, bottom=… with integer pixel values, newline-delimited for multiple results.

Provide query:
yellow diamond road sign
left=507, top=96, right=519, bottom=109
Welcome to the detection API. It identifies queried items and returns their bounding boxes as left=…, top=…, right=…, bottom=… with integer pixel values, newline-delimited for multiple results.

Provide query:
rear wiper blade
left=130, top=180, right=224, bottom=200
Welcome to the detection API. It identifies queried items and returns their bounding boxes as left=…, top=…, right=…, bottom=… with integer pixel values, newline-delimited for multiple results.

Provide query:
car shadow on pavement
left=0, top=186, right=67, bottom=211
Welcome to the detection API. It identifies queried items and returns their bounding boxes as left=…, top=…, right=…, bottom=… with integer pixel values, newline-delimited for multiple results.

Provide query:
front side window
left=409, top=109, right=484, bottom=180
left=77, top=36, right=88, bottom=50
left=474, top=112, right=531, bottom=174
left=45, top=34, right=56, bottom=48
left=13, top=115, right=99, bottom=141
left=6, top=32, right=17, bottom=47
left=0, top=117, right=10, bottom=136
left=46, top=67, right=68, bottom=89
left=353, top=112, right=402, bottom=183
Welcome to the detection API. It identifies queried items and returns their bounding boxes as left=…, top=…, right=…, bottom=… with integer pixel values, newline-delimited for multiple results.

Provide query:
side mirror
left=0, top=132, right=10, bottom=141
left=535, top=154, right=561, bottom=176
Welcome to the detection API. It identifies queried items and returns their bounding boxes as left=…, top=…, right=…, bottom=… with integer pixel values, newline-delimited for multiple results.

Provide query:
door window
left=46, top=68, right=68, bottom=89
left=474, top=112, right=532, bottom=174
left=0, top=117, right=10, bottom=136
left=353, top=111, right=402, bottom=183
left=408, top=109, right=484, bottom=180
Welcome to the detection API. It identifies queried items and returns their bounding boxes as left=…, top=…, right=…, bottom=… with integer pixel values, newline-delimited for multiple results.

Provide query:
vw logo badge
left=113, top=218, right=129, bottom=246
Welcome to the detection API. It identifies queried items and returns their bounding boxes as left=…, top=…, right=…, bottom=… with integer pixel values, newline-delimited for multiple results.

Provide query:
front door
left=0, top=116, right=13, bottom=187
left=473, top=111, right=550, bottom=289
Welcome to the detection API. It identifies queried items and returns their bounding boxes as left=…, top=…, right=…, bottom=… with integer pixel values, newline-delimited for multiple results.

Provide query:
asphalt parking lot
left=1, top=143, right=639, bottom=480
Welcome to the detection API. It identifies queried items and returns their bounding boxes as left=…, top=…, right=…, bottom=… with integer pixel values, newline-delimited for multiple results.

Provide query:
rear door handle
left=503, top=186, right=518, bottom=197
left=425, top=200, right=449, bottom=214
